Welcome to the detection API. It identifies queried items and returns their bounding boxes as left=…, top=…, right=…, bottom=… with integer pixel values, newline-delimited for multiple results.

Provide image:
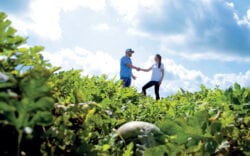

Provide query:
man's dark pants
left=121, top=77, right=131, bottom=87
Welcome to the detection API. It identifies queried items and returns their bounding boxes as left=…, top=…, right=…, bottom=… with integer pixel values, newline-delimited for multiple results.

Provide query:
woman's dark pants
left=142, top=81, right=160, bottom=100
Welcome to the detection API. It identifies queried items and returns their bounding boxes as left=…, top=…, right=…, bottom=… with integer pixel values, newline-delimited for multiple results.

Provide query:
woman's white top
left=151, top=63, right=164, bottom=82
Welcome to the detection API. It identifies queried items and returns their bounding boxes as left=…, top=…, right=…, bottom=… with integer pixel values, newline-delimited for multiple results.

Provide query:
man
left=120, top=48, right=140, bottom=87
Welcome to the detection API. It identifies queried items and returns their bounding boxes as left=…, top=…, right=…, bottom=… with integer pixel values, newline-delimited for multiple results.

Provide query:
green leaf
left=30, top=111, right=53, bottom=126
left=210, top=121, right=222, bottom=135
left=30, top=46, right=44, bottom=53
left=20, top=72, right=50, bottom=100
left=102, top=144, right=110, bottom=152
left=27, top=97, right=54, bottom=112
left=0, top=102, right=16, bottom=112
left=144, top=145, right=168, bottom=156
left=188, top=111, right=209, bottom=128
left=122, top=142, right=134, bottom=156
left=0, top=82, right=15, bottom=89
left=244, top=116, right=250, bottom=127
left=234, top=83, right=241, bottom=91
left=202, top=138, right=218, bottom=153
left=186, top=135, right=202, bottom=148
left=175, top=133, right=189, bottom=144
left=157, top=118, right=183, bottom=136
left=6, top=26, right=16, bottom=35
left=18, top=47, right=28, bottom=53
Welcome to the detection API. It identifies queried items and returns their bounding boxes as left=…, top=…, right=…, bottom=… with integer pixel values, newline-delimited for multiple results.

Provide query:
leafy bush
left=0, top=12, right=56, bottom=156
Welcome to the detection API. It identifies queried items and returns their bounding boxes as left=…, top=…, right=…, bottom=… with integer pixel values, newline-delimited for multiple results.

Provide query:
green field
left=0, top=12, right=249, bottom=156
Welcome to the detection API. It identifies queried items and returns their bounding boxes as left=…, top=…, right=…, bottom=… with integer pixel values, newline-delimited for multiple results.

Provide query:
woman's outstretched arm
left=140, top=66, right=152, bottom=72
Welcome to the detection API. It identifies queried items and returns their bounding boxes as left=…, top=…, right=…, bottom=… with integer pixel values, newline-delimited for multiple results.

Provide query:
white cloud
left=225, top=2, right=234, bottom=8
left=160, top=48, right=250, bottom=63
left=93, top=23, right=110, bottom=31
left=8, top=15, right=30, bottom=36
left=109, top=0, right=160, bottom=24
left=234, top=9, right=250, bottom=28
left=213, top=71, right=250, bottom=88
left=42, top=47, right=119, bottom=76
left=9, top=0, right=106, bottom=41
left=59, top=0, right=106, bottom=12
left=160, top=34, right=189, bottom=46
left=29, top=0, right=62, bottom=40
left=126, top=28, right=150, bottom=37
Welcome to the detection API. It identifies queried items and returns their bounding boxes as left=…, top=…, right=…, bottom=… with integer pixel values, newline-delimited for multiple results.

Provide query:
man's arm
left=126, top=63, right=140, bottom=70
left=132, top=73, right=136, bottom=80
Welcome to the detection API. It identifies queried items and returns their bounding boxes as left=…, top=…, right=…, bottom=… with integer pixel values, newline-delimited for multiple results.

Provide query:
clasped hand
left=135, top=67, right=141, bottom=71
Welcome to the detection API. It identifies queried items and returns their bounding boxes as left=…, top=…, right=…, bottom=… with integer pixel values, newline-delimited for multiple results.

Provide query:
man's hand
left=132, top=75, right=137, bottom=80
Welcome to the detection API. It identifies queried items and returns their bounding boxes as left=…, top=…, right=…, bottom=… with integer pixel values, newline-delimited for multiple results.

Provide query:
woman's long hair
left=156, top=54, right=162, bottom=68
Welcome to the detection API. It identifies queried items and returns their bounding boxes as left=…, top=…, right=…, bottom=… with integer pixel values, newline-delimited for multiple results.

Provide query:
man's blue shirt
left=120, top=56, right=132, bottom=78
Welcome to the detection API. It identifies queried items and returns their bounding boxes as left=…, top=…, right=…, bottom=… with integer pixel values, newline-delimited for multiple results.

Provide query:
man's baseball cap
left=126, top=48, right=134, bottom=53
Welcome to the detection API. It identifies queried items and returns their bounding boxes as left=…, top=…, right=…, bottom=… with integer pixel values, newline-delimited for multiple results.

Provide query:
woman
left=140, top=54, right=164, bottom=100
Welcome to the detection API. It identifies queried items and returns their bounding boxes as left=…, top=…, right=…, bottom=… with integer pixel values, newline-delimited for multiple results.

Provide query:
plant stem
left=17, top=130, right=23, bottom=156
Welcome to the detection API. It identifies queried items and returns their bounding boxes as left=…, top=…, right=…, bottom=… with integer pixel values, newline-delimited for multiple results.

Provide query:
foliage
left=0, top=11, right=250, bottom=156
left=0, top=12, right=56, bottom=156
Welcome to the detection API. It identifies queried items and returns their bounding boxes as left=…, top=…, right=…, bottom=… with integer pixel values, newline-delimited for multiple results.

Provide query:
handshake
left=135, top=67, right=141, bottom=71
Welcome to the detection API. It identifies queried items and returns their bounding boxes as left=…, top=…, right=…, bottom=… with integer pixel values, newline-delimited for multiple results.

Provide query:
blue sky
left=1, top=0, right=250, bottom=96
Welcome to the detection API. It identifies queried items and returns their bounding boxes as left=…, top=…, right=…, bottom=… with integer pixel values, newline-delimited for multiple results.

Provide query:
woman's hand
left=158, top=81, right=162, bottom=86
